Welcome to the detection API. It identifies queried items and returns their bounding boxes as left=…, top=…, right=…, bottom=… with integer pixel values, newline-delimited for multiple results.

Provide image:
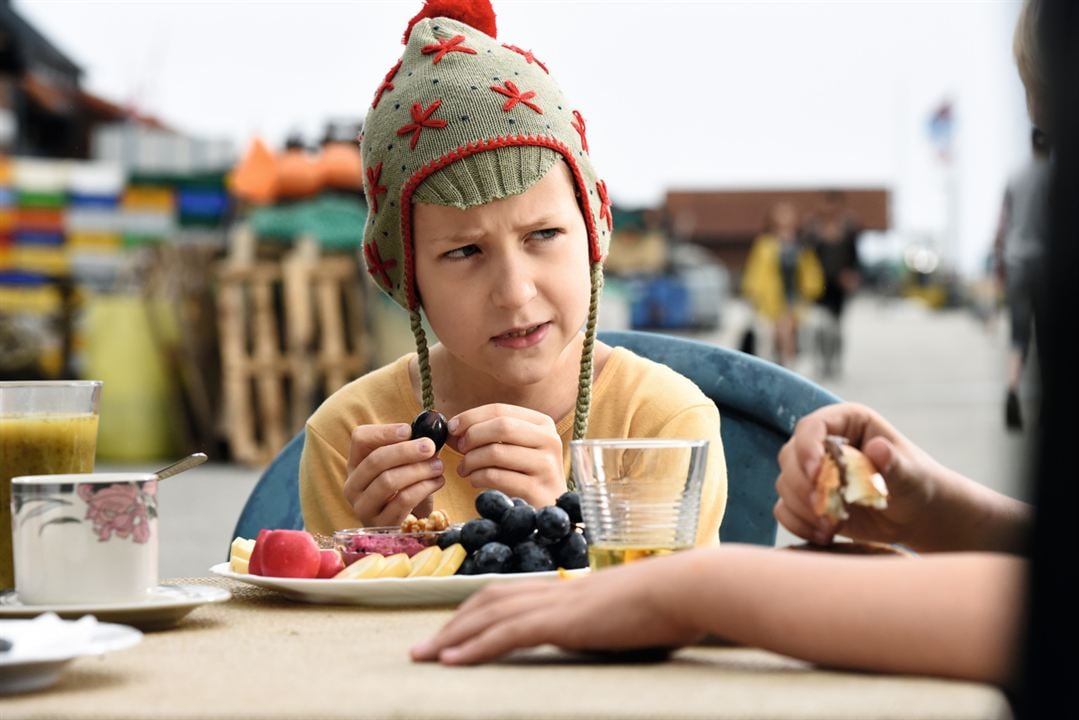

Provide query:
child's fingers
left=862, top=436, right=917, bottom=494
left=774, top=467, right=820, bottom=531
left=344, top=437, right=438, bottom=500
left=791, top=414, right=830, bottom=483
left=774, top=498, right=832, bottom=545
left=412, top=493, right=437, bottom=520
left=453, top=578, right=554, bottom=617
left=455, top=415, right=556, bottom=454
left=463, top=468, right=534, bottom=497
left=414, top=587, right=557, bottom=662
left=352, top=472, right=441, bottom=526
left=458, top=436, right=552, bottom=477
left=347, top=423, right=412, bottom=471
left=348, top=457, right=442, bottom=522
left=791, top=403, right=888, bottom=480
left=439, top=608, right=558, bottom=665
left=373, top=476, right=446, bottom=527
left=777, top=439, right=813, bottom=493
left=459, top=445, right=538, bottom=479
left=449, top=403, right=555, bottom=438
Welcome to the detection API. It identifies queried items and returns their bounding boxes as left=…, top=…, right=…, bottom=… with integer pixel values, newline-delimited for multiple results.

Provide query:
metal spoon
left=153, top=453, right=208, bottom=481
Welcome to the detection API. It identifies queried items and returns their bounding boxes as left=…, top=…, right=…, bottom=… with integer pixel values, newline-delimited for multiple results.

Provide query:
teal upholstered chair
left=233, top=330, right=839, bottom=546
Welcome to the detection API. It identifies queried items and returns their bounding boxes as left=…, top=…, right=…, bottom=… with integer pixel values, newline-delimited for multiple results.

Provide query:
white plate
left=209, top=562, right=587, bottom=607
left=0, top=585, right=231, bottom=631
left=0, top=617, right=142, bottom=695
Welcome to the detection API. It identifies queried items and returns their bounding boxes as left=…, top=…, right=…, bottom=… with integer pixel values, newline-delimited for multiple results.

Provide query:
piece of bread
left=813, top=436, right=889, bottom=522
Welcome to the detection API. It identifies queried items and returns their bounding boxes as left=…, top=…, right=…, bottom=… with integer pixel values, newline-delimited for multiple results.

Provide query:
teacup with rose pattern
left=11, top=473, right=158, bottom=605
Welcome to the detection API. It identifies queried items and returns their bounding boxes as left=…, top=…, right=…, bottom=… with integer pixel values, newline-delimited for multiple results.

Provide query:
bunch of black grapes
left=437, top=489, right=587, bottom=574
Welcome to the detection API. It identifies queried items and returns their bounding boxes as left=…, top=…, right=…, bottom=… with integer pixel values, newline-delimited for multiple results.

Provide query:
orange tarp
left=228, top=138, right=278, bottom=205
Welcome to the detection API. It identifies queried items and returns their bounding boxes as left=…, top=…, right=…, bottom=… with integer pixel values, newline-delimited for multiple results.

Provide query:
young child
left=299, top=0, right=727, bottom=543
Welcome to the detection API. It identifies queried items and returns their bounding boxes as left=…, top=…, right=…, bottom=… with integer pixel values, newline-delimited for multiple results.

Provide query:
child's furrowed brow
left=519, top=215, right=560, bottom=230
left=425, top=215, right=562, bottom=246
left=425, top=229, right=485, bottom=247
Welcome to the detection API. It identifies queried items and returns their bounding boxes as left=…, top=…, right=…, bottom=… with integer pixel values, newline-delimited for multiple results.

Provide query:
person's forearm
left=914, top=469, right=1032, bottom=553
left=652, top=547, right=1025, bottom=684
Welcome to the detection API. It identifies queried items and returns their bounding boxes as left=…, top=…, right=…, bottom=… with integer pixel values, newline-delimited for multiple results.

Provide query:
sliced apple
left=430, top=543, right=467, bottom=577
left=378, top=553, right=412, bottom=578
left=247, top=529, right=272, bottom=575
left=230, top=556, right=250, bottom=574
left=406, top=546, right=443, bottom=577
left=316, top=549, right=346, bottom=579
left=259, top=530, right=321, bottom=579
left=334, top=553, right=385, bottom=580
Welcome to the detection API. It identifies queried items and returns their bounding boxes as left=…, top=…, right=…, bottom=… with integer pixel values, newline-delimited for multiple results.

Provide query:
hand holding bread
left=774, top=403, right=942, bottom=548
left=813, top=436, right=889, bottom=522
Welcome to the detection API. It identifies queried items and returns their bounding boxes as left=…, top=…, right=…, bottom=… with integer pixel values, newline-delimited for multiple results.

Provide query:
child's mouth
left=491, top=322, right=550, bottom=349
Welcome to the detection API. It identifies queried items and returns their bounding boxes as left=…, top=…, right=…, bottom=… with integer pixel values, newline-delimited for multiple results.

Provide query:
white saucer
left=0, top=616, right=142, bottom=694
left=0, top=585, right=230, bottom=631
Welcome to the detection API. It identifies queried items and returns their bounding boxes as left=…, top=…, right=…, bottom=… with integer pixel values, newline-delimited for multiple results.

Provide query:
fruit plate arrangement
left=208, top=562, right=585, bottom=607
left=211, top=488, right=591, bottom=607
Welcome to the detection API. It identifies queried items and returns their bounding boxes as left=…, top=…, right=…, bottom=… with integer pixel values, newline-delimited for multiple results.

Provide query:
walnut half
left=400, top=510, right=449, bottom=533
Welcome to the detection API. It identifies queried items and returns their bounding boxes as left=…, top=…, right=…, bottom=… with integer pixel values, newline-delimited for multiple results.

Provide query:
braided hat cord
left=411, top=308, right=436, bottom=410
left=567, top=261, right=604, bottom=490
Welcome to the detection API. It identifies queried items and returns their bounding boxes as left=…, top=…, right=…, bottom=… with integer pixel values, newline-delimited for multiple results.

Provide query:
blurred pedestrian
left=993, top=128, right=1050, bottom=431
left=804, top=191, right=862, bottom=378
left=741, top=202, right=823, bottom=367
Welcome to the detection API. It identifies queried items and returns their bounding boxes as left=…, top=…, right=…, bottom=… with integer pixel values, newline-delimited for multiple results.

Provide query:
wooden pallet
left=139, top=242, right=222, bottom=457
left=217, top=230, right=367, bottom=466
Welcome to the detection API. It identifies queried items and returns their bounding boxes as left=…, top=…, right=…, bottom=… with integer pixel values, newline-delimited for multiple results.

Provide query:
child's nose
left=490, top=257, right=537, bottom=309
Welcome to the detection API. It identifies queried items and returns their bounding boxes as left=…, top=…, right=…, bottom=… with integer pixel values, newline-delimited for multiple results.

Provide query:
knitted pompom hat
left=360, top=0, right=611, bottom=451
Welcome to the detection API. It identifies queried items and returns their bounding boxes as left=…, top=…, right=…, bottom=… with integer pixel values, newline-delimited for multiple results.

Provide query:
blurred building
left=0, top=0, right=87, bottom=156
left=0, top=0, right=230, bottom=169
left=663, top=188, right=890, bottom=272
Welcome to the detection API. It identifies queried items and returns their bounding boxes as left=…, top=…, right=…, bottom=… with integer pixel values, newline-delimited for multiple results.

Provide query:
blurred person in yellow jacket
left=741, top=202, right=824, bottom=367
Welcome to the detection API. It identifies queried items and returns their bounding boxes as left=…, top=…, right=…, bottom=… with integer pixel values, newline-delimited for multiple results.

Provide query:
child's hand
left=343, top=423, right=446, bottom=527
left=449, top=404, right=566, bottom=508
left=410, top=551, right=703, bottom=665
left=774, top=402, right=944, bottom=548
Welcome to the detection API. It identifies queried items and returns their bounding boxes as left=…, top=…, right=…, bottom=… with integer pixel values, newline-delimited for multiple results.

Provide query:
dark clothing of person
left=999, top=158, right=1050, bottom=270
left=806, top=219, right=860, bottom=318
left=1006, top=256, right=1041, bottom=356
left=1018, top=3, right=1077, bottom=717
left=778, top=242, right=800, bottom=305
left=996, top=158, right=1049, bottom=356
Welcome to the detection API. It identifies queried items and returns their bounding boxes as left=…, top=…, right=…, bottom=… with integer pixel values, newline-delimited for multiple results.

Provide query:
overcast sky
left=17, top=0, right=1027, bottom=274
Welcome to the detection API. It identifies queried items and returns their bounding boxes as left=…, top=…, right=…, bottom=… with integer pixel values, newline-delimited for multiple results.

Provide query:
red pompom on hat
left=403, top=0, right=497, bottom=43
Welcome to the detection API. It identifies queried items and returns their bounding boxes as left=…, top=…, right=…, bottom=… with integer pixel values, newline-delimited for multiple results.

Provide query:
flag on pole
left=928, top=100, right=954, bottom=163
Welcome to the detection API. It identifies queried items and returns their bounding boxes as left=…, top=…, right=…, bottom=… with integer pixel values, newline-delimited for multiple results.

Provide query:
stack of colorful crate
left=0, top=157, right=13, bottom=270
left=121, top=176, right=175, bottom=246
left=67, top=162, right=126, bottom=283
left=11, top=159, right=68, bottom=277
left=174, top=172, right=230, bottom=230
left=0, top=160, right=69, bottom=377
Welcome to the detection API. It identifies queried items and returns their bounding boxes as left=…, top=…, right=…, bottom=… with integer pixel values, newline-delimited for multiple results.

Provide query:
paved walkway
left=122, top=295, right=1033, bottom=577
left=705, top=296, right=1032, bottom=502
left=698, top=296, right=1033, bottom=547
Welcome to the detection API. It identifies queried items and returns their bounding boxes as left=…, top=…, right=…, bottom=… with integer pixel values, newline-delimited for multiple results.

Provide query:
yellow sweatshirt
left=299, top=347, right=727, bottom=545
left=741, top=234, right=824, bottom=320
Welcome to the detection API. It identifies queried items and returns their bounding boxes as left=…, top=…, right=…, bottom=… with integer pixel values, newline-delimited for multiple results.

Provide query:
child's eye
left=530, top=228, right=561, bottom=241
left=444, top=244, right=480, bottom=260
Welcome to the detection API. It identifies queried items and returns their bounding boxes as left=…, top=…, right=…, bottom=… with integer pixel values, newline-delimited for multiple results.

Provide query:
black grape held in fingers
left=410, top=410, right=448, bottom=452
